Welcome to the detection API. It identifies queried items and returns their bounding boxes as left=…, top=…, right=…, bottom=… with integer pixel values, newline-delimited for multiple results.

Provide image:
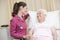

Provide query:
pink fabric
left=10, top=14, right=29, bottom=39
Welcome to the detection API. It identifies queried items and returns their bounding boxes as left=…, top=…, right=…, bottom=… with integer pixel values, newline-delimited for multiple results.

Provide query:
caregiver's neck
left=17, top=11, right=23, bottom=18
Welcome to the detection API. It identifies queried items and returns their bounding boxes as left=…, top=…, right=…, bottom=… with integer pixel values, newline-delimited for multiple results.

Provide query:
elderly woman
left=29, top=9, right=57, bottom=40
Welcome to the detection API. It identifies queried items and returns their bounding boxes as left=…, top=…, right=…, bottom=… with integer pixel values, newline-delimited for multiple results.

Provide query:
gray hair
left=37, top=9, right=47, bottom=15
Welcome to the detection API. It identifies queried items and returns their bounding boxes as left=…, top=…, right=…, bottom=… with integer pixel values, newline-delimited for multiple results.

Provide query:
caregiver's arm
left=23, top=13, right=29, bottom=20
left=51, top=27, right=57, bottom=40
left=10, top=19, right=24, bottom=39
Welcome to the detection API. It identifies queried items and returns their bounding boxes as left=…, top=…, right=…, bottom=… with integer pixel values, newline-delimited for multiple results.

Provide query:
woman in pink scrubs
left=10, top=2, right=29, bottom=40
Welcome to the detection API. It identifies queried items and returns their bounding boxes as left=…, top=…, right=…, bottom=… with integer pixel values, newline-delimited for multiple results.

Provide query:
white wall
left=0, top=0, right=10, bottom=26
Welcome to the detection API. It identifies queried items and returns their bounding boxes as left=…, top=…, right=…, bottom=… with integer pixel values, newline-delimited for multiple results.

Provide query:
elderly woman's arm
left=51, top=27, right=57, bottom=40
left=29, top=28, right=34, bottom=39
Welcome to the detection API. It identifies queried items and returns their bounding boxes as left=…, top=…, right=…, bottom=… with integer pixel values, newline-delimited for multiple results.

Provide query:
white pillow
left=47, top=11, right=60, bottom=29
left=28, top=11, right=37, bottom=28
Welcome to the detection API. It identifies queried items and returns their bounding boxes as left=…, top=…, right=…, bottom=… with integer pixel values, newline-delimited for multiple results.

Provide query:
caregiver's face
left=19, top=6, right=28, bottom=15
left=22, top=6, right=28, bottom=14
left=37, top=12, right=46, bottom=22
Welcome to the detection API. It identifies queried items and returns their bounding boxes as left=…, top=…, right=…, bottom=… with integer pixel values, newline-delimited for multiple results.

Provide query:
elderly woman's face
left=37, top=12, right=46, bottom=22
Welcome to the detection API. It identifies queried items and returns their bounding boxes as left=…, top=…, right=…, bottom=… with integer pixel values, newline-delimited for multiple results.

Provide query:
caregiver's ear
left=19, top=6, right=23, bottom=10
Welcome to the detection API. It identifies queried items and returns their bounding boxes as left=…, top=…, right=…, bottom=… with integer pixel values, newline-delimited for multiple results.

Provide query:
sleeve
left=23, top=14, right=29, bottom=20
left=10, top=20, right=23, bottom=39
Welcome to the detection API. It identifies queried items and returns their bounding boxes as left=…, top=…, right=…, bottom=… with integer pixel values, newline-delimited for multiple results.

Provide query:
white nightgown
left=31, top=21, right=53, bottom=40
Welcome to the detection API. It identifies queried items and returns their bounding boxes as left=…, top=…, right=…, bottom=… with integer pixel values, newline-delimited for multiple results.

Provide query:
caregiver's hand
left=23, top=35, right=30, bottom=38
left=24, top=13, right=29, bottom=16
left=23, top=12, right=29, bottom=17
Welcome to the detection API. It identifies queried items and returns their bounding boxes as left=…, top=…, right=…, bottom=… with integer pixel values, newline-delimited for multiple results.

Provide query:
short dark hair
left=12, top=2, right=27, bottom=17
